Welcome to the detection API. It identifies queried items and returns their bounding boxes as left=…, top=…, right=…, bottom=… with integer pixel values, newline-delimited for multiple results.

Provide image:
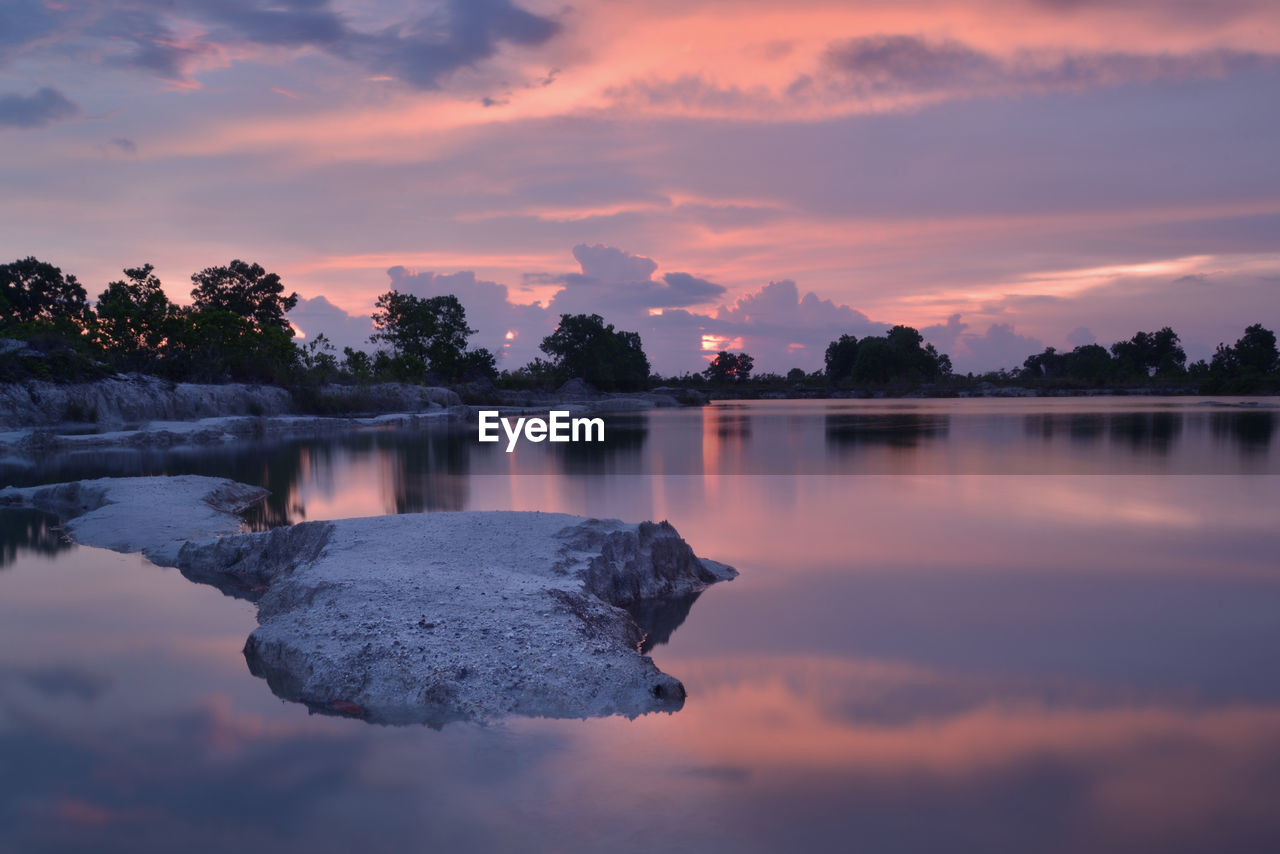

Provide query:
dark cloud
left=339, top=0, right=560, bottom=89
left=3, top=0, right=560, bottom=88
left=812, top=34, right=1274, bottom=101
left=0, top=1, right=56, bottom=60
left=109, top=137, right=138, bottom=154
left=604, top=74, right=772, bottom=112
left=822, top=35, right=1000, bottom=94
left=0, top=87, right=79, bottom=129
left=198, top=0, right=347, bottom=48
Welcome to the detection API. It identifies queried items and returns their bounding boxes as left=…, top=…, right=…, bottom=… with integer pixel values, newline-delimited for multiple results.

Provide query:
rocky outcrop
left=0, top=375, right=462, bottom=430
left=2, top=476, right=736, bottom=725
left=0, top=476, right=269, bottom=566
left=0, top=375, right=294, bottom=429
left=297, top=383, right=460, bottom=413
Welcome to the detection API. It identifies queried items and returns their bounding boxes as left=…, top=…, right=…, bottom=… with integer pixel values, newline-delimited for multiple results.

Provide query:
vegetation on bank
left=3, top=255, right=1278, bottom=399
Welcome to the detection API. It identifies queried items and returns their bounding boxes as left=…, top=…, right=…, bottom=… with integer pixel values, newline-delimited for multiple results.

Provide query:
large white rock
left=2, top=476, right=736, bottom=725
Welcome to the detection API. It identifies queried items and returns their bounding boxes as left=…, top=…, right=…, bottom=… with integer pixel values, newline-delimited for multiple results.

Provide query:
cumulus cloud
left=539, top=244, right=727, bottom=316
left=290, top=246, right=900, bottom=376
left=960, top=323, right=1044, bottom=372
left=1066, top=326, right=1097, bottom=347
left=288, top=295, right=374, bottom=355
left=0, top=87, right=79, bottom=128
left=2, top=0, right=560, bottom=88
left=648, top=279, right=887, bottom=375
left=922, top=314, right=1044, bottom=373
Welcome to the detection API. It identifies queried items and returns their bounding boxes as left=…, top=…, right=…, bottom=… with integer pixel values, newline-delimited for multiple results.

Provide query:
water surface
left=2, top=398, right=1278, bottom=853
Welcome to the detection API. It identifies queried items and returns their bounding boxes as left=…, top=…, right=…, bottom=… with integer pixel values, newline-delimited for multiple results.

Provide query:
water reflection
left=625, top=591, right=702, bottom=653
left=1108, top=411, right=1183, bottom=453
left=0, top=508, right=72, bottom=568
left=825, top=412, right=951, bottom=449
left=1211, top=410, right=1276, bottom=454
left=548, top=413, right=648, bottom=474
left=2, top=455, right=1280, bottom=850
left=1, top=401, right=1276, bottom=513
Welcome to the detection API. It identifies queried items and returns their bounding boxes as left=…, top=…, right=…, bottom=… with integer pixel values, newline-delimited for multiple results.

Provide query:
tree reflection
left=0, top=509, right=72, bottom=568
left=387, top=428, right=473, bottom=513
left=550, top=414, right=648, bottom=475
left=1210, top=410, right=1276, bottom=455
left=1107, top=412, right=1182, bottom=453
left=1022, top=413, right=1106, bottom=442
left=709, top=407, right=752, bottom=441
left=824, top=413, right=950, bottom=450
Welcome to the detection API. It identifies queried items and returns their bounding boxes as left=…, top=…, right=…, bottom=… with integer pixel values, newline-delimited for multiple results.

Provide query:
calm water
left=2, top=398, right=1278, bottom=853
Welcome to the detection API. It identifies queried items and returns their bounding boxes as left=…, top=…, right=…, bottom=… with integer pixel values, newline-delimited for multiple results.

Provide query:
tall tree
left=824, top=334, right=859, bottom=382
left=826, top=325, right=949, bottom=385
left=93, top=264, right=174, bottom=368
left=704, top=350, right=754, bottom=383
left=539, top=313, right=651, bottom=391
left=1110, top=327, right=1186, bottom=378
left=371, top=291, right=477, bottom=380
left=0, top=256, right=90, bottom=331
left=1213, top=324, right=1279, bottom=375
left=190, top=260, right=297, bottom=332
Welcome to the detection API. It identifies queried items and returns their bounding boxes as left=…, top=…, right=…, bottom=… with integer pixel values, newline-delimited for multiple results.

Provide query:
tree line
left=1016, top=326, right=1280, bottom=392
left=0, top=255, right=650, bottom=389
left=3, top=255, right=1277, bottom=393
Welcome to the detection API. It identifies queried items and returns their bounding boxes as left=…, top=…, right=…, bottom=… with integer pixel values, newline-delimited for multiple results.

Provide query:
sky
left=2, top=0, right=1278, bottom=375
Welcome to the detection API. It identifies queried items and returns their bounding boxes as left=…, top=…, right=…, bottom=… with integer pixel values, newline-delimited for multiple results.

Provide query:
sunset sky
left=2, top=0, right=1278, bottom=373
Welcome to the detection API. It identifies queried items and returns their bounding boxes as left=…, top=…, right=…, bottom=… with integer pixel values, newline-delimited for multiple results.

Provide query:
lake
left=2, top=397, right=1278, bottom=853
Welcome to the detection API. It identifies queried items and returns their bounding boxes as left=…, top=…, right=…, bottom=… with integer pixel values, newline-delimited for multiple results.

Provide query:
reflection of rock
left=626, top=592, right=702, bottom=653
left=6, top=476, right=736, bottom=726
left=1, top=476, right=267, bottom=566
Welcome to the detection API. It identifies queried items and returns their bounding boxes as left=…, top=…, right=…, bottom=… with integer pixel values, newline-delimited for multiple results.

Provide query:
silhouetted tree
left=539, top=313, right=650, bottom=391
left=93, top=263, right=175, bottom=370
left=459, top=347, right=498, bottom=381
left=0, top=256, right=90, bottom=332
left=1022, top=343, right=1115, bottom=384
left=190, top=260, right=297, bottom=333
left=299, top=333, right=339, bottom=382
left=825, top=326, right=949, bottom=384
left=1110, top=327, right=1186, bottom=378
left=341, top=346, right=373, bottom=381
left=371, top=291, right=478, bottom=381
left=824, top=334, right=859, bottom=381
left=166, top=305, right=297, bottom=383
left=1215, top=324, right=1279, bottom=375
left=704, top=350, right=754, bottom=383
